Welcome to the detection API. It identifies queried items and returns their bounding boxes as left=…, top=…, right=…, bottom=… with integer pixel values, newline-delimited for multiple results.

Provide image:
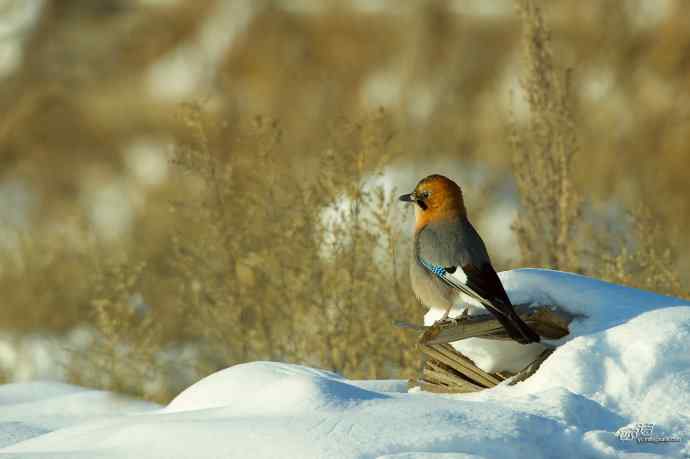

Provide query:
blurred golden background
left=0, top=0, right=688, bottom=401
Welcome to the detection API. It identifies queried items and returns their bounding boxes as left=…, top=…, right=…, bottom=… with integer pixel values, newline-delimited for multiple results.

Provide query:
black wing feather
left=461, top=263, right=511, bottom=307
left=462, top=263, right=541, bottom=343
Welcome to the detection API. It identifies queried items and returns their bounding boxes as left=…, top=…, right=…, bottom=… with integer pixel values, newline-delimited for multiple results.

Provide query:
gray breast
left=410, top=245, right=456, bottom=311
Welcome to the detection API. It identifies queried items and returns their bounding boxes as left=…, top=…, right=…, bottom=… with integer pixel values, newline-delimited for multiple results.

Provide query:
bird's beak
left=399, top=192, right=416, bottom=203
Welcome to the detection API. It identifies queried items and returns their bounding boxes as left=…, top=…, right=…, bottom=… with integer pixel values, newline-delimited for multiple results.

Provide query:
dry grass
left=66, top=257, right=165, bottom=400
left=167, top=105, right=421, bottom=379
left=510, top=0, right=687, bottom=300
left=589, top=204, right=687, bottom=299
left=57, top=105, right=421, bottom=400
left=510, top=0, right=581, bottom=273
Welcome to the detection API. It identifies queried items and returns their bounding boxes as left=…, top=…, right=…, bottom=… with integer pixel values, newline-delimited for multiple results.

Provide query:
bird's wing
left=459, top=263, right=512, bottom=306
left=417, top=220, right=511, bottom=306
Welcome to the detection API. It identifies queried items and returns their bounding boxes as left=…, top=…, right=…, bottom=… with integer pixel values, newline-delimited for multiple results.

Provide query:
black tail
left=494, top=311, right=540, bottom=344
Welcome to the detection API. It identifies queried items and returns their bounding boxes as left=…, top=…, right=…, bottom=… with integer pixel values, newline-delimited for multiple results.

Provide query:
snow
left=1, top=269, right=689, bottom=458
left=0, top=381, right=158, bottom=450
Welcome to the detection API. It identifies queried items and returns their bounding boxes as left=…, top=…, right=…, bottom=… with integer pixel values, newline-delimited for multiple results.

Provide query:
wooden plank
left=426, top=360, right=454, bottom=375
left=433, top=344, right=502, bottom=386
left=419, top=345, right=488, bottom=387
left=419, top=381, right=458, bottom=394
left=495, top=371, right=515, bottom=381
left=426, top=360, right=484, bottom=390
left=426, top=360, right=479, bottom=386
left=419, top=304, right=577, bottom=345
left=524, top=308, right=574, bottom=339
left=420, top=345, right=498, bottom=388
left=423, top=368, right=456, bottom=387
left=421, top=317, right=508, bottom=344
left=423, top=368, right=482, bottom=392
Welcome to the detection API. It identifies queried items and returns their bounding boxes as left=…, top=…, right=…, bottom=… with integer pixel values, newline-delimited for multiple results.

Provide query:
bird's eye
left=419, top=191, right=431, bottom=200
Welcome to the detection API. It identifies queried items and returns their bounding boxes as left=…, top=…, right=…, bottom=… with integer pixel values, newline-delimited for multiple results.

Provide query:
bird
left=399, top=174, right=540, bottom=344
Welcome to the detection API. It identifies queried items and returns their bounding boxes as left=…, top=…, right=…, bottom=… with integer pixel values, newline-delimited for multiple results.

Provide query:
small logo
left=616, top=423, right=681, bottom=443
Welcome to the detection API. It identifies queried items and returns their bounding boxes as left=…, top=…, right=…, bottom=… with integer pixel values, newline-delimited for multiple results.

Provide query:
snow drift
left=1, top=269, right=689, bottom=458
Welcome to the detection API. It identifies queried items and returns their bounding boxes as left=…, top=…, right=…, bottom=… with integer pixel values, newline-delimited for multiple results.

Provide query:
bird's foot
left=434, top=312, right=451, bottom=326
left=435, top=307, right=470, bottom=326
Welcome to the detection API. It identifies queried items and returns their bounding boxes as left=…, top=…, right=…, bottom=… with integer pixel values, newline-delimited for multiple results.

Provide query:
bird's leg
left=438, top=303, right=469, bottom=325
left=440, top=304, right=452, bottom=322
left=440, top=304, right=466, bottom=325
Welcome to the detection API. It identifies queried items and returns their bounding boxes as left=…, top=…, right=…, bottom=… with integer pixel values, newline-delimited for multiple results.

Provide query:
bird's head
left=399, top=174, right=466, bottom=228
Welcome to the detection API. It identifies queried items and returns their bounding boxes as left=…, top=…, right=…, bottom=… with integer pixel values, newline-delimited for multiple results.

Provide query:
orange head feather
left=400, top=174, right=466, bottom=231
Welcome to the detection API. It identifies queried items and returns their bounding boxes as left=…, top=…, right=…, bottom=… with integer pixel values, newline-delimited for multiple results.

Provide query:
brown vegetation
left=0, top=0, right=688, bottom=401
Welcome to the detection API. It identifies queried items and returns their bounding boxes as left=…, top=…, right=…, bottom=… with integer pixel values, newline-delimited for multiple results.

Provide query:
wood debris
left=398, top=304, right=580, bottom=393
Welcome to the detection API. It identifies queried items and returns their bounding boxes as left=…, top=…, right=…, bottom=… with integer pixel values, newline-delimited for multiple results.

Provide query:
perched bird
left=400, top=174, right=540, bottom=344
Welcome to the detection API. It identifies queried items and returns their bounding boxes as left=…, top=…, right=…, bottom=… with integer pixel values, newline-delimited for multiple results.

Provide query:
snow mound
left=167, top=361, right=389, bottom=414
left=513, top=307, right=690, bottom=431
left=2, top=364, right=593, bottom=458
left=1, top=269, right=689, bottom=458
